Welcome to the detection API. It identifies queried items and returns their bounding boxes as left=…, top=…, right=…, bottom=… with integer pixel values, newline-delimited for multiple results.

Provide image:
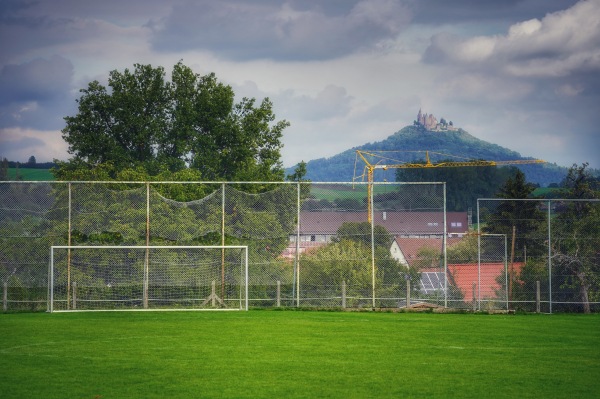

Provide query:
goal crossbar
left=49, top=245, right=249, bottom=312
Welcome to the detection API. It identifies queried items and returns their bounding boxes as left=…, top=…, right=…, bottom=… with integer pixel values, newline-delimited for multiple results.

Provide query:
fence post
left=221, top=184, right=226, bottom=301
left=406, top=279, right=411, bottom=308
left=547, top=200, right=552, bottom=314
left=72, top=281, right=77, bottom=310
left=143, top=182, right=150, bottom=309
left=342, top=280, right=346, bottom=309
left=294, top=182, right=300, bottom=307
left=443, top=182, right=447, bottom=308
left=211, top=280, right=216, bottom=307
left=472, top=283, right=477, bottom=312
left=536, top=280, right=541, bottom=313
left=3, top=282, right=7, bottom=311
left=370, top=184, right=375, bottom=309
left=67, top=182, right=72, bottom=310
left=276, top=280, right=281, bottom=307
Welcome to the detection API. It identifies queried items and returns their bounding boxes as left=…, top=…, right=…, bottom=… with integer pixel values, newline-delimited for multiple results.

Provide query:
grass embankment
left=1, top=311, right=599, bottom=398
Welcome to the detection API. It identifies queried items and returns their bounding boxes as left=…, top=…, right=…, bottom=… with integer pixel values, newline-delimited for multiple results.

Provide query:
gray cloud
left=408, top=0, right=580, bottom=24
left=0, top=1, right=161, bottom=64
left=0, top=13, right=84, bottom=63
left=0, top=56, right=75, bottom=129
left=422, top=0, right=600, bottom=134
left=278, top=85, right=354, bottom=121
left=423, top=0, right=600, bottom=77
left=0, top=128, right=68, bottom=163
left=0, top=134, right=44, bottom=151
left=0, top=55, right=73, bottom=104
left=150, top=0, right=412, bottom=60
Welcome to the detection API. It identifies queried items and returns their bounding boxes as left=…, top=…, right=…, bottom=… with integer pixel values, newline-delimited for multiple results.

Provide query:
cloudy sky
left=1, top=0, right=599, bottom=170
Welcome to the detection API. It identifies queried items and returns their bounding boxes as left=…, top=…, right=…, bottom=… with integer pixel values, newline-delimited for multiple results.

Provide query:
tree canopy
left=55, top=61, right=289, bottom=182
left=551, top=163, right=600, bottom=313
left=299, top=222, right=413, bottom=303
left=483, top=169, right=545, bottom=259
left=504, top=163, right=600, bottom=313
left=396, top=163, right=522, bottom=212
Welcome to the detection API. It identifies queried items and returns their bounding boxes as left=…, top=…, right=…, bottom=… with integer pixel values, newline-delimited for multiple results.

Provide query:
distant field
left=311, top=184, right=400, bottom=202
left=7, top=167, right=54, bottom=181
left=1, top=311, right=598, bottom=398
left=532, top=187, right=564, bottom=198
left=310, top=184, right=367, bottom=201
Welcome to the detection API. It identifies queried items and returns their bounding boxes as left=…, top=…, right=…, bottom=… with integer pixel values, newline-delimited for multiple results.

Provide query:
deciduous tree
left=551, top=163, right=600, bottom=313
left=55, top=61, right=289, bottom=183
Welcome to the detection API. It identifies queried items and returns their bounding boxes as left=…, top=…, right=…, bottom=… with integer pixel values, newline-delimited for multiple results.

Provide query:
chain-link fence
left=2, top=181, right=598, bottom=312
left=478, top=199, right=600, bottom=313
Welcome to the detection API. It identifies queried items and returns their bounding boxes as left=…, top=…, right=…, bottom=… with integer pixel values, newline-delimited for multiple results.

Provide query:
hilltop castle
left=415, top=109, right=457, bottom=132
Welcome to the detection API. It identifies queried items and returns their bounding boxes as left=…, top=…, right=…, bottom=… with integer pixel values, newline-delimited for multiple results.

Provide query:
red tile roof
left=392, top=237, right=464, bottom=267
left=448, top=262, right=524, bottom=302
left=281, top=241, right=326, bottom=258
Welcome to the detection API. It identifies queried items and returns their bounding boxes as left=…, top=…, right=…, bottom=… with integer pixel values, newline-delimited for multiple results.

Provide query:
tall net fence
left=3, top=181, right=597, bottom=312
left=478, top=199, right=600, bottom=313
left=0, top=183, right=68, bottom=311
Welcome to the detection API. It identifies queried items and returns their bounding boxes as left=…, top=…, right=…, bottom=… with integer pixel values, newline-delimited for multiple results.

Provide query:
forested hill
left=289, top=125, right=567, bottom=186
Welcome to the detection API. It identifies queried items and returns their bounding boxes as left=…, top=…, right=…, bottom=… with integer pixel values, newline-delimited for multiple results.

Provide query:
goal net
left=48, top=245, right=248, bottom=312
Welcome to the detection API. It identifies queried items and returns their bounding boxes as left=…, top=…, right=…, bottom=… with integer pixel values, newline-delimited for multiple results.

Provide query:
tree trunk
left=577, top=271, right=591, bottom=314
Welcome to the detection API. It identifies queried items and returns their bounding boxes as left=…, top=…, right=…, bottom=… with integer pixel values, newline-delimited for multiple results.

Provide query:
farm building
left=283, top=211, right=467, bottom=259
left=291, top=211, right=468, bottom=243
left=390, top=236, right=522, bottom=302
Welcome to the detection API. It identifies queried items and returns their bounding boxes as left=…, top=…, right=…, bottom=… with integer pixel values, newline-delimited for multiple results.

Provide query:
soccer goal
left=48, top=245, right=248, bottom=312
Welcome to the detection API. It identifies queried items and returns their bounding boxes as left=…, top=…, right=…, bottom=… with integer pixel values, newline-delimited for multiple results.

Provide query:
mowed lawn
left=1, top=311, right=599, bottom=398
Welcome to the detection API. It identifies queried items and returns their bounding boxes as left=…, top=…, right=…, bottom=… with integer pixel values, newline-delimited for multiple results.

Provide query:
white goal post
left=48, top=245, right=248, bottom=312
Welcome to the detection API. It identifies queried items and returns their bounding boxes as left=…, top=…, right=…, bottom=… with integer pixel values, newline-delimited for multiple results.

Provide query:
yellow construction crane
left=353, top=150, right=546, bottom=222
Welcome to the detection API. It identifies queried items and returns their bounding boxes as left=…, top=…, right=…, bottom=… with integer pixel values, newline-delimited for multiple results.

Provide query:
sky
left=0, top=0, right=599, bottom=170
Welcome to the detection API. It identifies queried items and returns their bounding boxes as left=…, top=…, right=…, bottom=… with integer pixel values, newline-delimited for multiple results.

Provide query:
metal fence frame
left=3, top=181, right=597, bottom=312
left=478, top=198, right=600, bottom=313
left=1, top=180, right=455, bottom=311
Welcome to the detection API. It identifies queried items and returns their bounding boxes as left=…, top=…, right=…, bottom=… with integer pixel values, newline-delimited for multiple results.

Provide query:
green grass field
left=1, top=311, right=599, bottom=398
left=7, top=167, right=55, bottom=181
left=310, top=184, right=399, bottom=202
